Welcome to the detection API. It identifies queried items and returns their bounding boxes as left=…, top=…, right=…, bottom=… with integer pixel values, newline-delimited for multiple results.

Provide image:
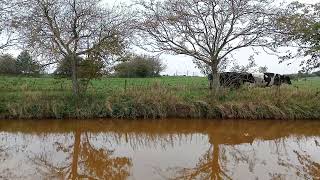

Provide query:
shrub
left=114, top=54, right=166, bottom=78
left=0, top=54, right=19, bottom=75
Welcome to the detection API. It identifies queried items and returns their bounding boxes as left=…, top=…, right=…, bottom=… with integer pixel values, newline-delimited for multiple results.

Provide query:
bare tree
left=0, top=0, right=18, bottom=50
left=0, top=0, right=9, bottom=50
left=230, top=55, right=258, bottom=73
left=137, top=0, right=275, bottom=89
left=17, top=0, right=135, bottom=96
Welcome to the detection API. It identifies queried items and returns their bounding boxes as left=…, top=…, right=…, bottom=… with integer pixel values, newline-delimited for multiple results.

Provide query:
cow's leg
left=270, top=76, right=275, bottom=86
left=266, top=81, right=270, bottom=87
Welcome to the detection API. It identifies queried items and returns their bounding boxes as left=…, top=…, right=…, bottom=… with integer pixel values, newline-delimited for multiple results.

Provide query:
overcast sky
left=3, top=0, right=319, bottom=76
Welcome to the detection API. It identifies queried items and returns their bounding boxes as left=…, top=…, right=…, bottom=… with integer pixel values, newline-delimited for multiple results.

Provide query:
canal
left=0, top=119, right=319, bottom=179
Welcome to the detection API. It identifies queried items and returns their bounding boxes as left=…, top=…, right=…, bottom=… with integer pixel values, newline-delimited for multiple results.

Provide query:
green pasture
left=1, top=75, right=319, bottom=92
left=0, top=75, right=319, bottom=119
left=0, top=75, right=319, bottom=104
left=291, top=77, right=320, bottom=89
left=0, top=76, right=209, bottom=103
left=0, top=76, right=208, bottom=92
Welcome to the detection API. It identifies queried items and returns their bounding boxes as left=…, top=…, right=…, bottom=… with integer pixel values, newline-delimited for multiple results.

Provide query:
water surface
left=0, top=119, right=319, bottom=179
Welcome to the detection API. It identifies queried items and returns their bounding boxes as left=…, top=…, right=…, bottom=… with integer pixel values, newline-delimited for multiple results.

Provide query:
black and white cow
left=264, top=73, right=282, bottom=86
left=252, top=73, right=291, bottom=87
left=208, top=72, right=255, bottom=88
left=280, top=75, right=292, bottom=85
left=251, top=73, right=266, bottom=87
left=219, top=72, right=255, bottom=88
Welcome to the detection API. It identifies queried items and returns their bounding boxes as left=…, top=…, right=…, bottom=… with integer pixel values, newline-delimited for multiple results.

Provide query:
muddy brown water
left=0, top=119, right=319, bottom=180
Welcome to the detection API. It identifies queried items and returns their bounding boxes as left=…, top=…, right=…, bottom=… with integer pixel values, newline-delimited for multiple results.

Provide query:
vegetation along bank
left=1, top=76, right=319, bottom=120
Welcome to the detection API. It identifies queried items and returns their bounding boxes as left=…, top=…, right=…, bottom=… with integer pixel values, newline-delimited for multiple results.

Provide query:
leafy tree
left=16, top=50, right=41, bottom=75
left=54, top=55, right=105, bottom=91
left=114, top=54, right=166, bottom=77
left=0, top=54, right=18, bottom=75
left=137, top=0, right=275, bottom=89
left=17, top=0, right=135, bottom=96
left=274, top=2, right=320, bottom=72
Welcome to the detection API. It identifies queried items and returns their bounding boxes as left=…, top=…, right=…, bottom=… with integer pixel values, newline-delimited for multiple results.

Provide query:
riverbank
left=1, top=76, right=320, bottom=120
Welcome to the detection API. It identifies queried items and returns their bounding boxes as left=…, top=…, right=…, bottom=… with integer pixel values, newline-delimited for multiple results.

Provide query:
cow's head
left=281, top=75, right=292, bottom=85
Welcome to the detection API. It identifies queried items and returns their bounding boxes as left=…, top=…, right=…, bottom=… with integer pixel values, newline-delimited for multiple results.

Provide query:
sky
left=3, top=0, right=319, bottom=76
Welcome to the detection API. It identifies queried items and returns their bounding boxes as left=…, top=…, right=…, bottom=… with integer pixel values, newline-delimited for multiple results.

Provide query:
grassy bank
left=0, top=76, right=320, bottom=119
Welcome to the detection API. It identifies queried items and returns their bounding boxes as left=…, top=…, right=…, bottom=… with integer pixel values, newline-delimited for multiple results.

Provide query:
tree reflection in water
left=0, top=144, right=8, bottom=178
left=166, top=145, right=230, bottom=180
left=164, top=134, right=320, bottom=180
left=279, top=147, right=320, bottom=179
left=297, top=151, right=320, bottom=179
left=29, top=129, right=132, bottom=180
left=0, top=119, right=320, bottom=179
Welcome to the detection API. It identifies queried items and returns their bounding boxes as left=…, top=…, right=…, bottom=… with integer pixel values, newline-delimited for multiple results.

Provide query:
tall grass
left=0, top=76, right=319, bottom=119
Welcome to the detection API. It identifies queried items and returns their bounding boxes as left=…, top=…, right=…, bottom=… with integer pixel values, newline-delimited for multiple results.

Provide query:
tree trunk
left=70, top=129, right=81, bottom=179
left=210, top=64, right=220, bottom=91
left=212, top=142, right=221, bottom=180
left=70, top=54, right=79, bottom=96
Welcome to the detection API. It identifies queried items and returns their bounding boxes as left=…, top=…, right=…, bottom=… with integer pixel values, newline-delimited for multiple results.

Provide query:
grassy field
left=0, top=75, right=320, bottom=119
left=0, top=76, right=208, bottom=92
left=0, top=76, right=210, bottom=101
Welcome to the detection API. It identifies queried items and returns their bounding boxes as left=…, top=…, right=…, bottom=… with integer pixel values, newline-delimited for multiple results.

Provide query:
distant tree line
left=52, top=53, right=166, bottom=78
left=288, top=71, right=320, bottom=80
left=0, top=50, right=42, bottom=75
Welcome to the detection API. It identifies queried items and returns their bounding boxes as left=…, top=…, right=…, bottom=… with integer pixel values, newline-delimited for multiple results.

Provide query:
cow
left=252, top=73, right=292, bottom=87
left=263, top=73, right=281, bottom=86
left=208, top=72, right=255, bottom=88
left=219, top=72, right=255, bottom=88
left=280, top=75, right=292, bottom=85
left=252, top=73, right=267, bottom=87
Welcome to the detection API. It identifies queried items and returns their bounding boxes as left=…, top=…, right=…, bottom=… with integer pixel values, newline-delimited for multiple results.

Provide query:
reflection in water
left=0, top=119, right=320, bottom=179
left=166, top=137, right=320, bottom=180
left=165, top=144, right=224, bottom=180
left=28, top=129, right=132, bottom=179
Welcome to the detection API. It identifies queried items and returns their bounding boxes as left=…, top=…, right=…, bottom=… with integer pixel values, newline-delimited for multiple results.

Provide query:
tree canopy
left=274, top=2, right=320, bottom=72
left=15, top=0, right=135, bottom=95
left=0, top=0, right=16, bottom=50
left=137, top=0, right=276, bottom=88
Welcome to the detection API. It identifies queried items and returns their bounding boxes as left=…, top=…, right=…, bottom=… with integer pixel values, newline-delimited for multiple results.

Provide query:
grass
left=0, top=75, right=320, bottom=120
left=291, top=76, right=320, bottom=89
